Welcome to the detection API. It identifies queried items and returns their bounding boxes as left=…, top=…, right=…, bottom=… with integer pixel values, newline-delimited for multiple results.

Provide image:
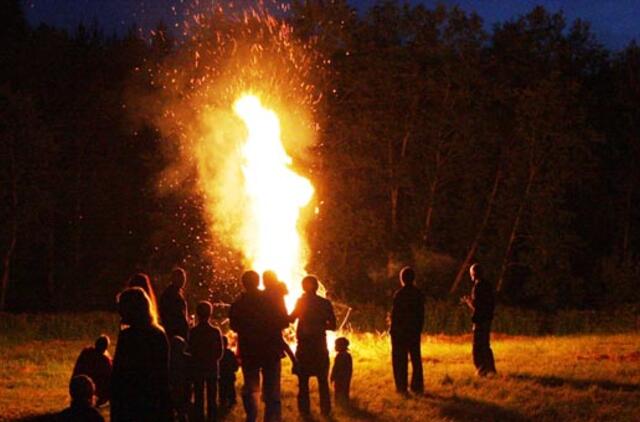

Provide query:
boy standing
left=189, top=301, right=223, bottom=422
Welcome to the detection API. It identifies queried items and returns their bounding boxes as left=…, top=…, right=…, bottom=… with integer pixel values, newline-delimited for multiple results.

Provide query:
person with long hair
left=111, top=287, right=171, bottom=422
left=128, top=273, right=160, bottom=326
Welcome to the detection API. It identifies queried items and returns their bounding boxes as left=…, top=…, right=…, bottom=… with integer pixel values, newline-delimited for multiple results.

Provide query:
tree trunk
left=0, top=146, right=18, bottom=311
left=622, top=179, right=634, bottom=261
left=497, top=169, right=535, bottom=292
left=422, top=177, right=438, bottom=247
left=450, top=165, right=502, bottom=294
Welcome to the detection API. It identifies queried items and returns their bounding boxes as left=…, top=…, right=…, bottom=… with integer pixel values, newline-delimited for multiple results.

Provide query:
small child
left=189, top=301, right=223, bottom=422
left=169, top=336, right=191, bottom=422
left=218, top=335, right=240, bottom=408
left=58, top=375, right=105, bottom=422
left=330, top=337, right=353, bottom=407
left=71, top=335, right=112, bottom=406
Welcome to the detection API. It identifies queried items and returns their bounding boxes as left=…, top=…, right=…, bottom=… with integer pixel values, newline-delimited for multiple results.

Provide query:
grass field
left=1, top=314, right=639, bottom=421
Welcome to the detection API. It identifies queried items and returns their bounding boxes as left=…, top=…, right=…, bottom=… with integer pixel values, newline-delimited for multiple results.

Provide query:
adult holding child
left=229, top=270, right=287, bottom=422
left=111, top=287, right=171, bottom=422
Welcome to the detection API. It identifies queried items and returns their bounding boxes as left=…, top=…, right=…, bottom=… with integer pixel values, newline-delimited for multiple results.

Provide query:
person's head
left=335, top=337, right=350, bottom=352
left=262, top=270, right=279, bottom=290
left=196, top=301, right=212, bottom=323
left=117, top=287, right=154, bottom=328
left=171, top=267, right=187, bottom=289
left=171, top=335, right=187, bottom=353
left=469, top=263, right=482, bottom=282
left=222, top=335, right=229, bottom=349
left=69, top=375, right=95, bottom=407
left=128, top=272, right=152, bottom=295
left=302, top=275, right=319, bottom=294
left=399, top=266, right=415, bottom=286
left=241, top=270, right=260, bottom=291
left=127, top=272, right=159, bottom=324
left=94, top=335, right=110, bottom=354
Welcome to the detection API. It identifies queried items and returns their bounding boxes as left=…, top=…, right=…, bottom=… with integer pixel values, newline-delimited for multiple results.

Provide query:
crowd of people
left=60, top=263, right=495, bottom=421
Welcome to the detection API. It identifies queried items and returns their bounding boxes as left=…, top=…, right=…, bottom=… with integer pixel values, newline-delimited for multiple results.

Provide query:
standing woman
left=128, top=273, right=160, bottom=326
left=111, top=287, right=171, bottom=422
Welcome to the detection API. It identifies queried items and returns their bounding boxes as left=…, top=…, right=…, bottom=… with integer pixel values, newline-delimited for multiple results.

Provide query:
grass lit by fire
left=1, top=313, right=639, bottom=421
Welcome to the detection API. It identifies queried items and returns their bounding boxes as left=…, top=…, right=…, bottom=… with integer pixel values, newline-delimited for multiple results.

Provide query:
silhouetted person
left=169, top=336, right=191, bottom=422
left=218, top=336, right=239, bottom=409
left=461, top=263, right=496, bottom=376
left=290, top=275, right=337, bottom=416
left=189, top=301, right=223, bottom=422
left=160, top=267, right=190, bottom=339
left=330, top=337, right=352, bottom=407
left=390, top=266, right=424, bottom=394
left=71, top=335, right=112, bottom=406
left=58, top=375, right=104, bottom=422
left=263, top=270, right=299, bottom=374
left=111, top=287, right=171, bottom=422
left=128, top=272, right=160, bottom=326
left=229, top=270, right=287, bottom=422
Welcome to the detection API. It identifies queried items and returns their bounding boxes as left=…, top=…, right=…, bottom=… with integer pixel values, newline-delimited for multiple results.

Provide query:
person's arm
left=289, top=299, right=301, bottom=322
left=326, top=301, right=337, bottom=331
left=213, top=328, right=224, bottom=362
left=229, top=302, right=239, bottom=332
left=347, top=354, right=353, bottom=378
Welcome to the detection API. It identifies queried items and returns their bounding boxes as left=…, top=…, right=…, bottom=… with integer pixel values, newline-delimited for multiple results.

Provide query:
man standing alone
left=390, top=266, right=425, bottom=394
left=461, top=263, right=497, bottom=376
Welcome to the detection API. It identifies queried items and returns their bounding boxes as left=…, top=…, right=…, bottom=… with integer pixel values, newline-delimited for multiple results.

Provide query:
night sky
left=24, top=0, right=640, bottom=50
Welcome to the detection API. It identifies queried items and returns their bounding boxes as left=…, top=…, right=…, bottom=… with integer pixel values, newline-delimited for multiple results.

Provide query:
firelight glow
left=233, top=94, right=314, bottom=308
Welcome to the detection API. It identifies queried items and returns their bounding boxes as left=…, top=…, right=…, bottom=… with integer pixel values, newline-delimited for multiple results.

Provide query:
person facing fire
left=71, top=334, right=112, bottom=406
left=159, top=267, right=190, bottom=340
left=390, top=266, right=425, bottom=395
left=218, top=335, right=239, bottom=409
left=229, top=270, right=287, bottom=422
left=189, top=300, right=223, bottom=422
left=169, top=335, right=191, bottom=422
left=330, top=337, right=353, bottom=407
left=59, top=375, right=105, bottom=422
left=111, top=287, right=171, bottom=422
left=461, top=262, right=497, bottom=376
left=262, top=270, right=299, bottom=374
left=289, top=275, right=337, bottom=416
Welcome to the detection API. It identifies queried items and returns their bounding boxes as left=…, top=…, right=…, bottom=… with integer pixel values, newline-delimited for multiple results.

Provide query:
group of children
left=62, top=302, right=353, bottom=420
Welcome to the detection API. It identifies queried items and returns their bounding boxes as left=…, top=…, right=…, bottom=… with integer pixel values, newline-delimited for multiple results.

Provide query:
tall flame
left=233, top=94, right=314, bottom=307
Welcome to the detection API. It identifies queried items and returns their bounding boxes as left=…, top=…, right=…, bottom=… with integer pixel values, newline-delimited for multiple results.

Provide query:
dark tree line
left=1, top=0, right=639, bottom=311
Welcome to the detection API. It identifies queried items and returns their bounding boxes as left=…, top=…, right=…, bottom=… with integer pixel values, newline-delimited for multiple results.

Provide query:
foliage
left=1, top=0, right=640, bottom=311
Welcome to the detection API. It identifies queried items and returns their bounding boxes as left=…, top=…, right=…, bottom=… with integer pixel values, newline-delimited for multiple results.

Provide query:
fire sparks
left=233, top=94, right=314, bottom=306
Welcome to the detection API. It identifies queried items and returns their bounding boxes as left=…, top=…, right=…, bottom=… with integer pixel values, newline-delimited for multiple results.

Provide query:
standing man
left=229, top=270, right=287, bottom=422
left=290, top=275, right=337, bottom=416
left=461, top=263, right=497, bottom=376
left=390, top=266, right=425, bottom=394
left=159, top=267, right=190, bottom=340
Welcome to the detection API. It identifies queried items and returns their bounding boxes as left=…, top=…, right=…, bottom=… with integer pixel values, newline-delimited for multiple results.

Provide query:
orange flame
left=233, top=94, right=314, bottom=307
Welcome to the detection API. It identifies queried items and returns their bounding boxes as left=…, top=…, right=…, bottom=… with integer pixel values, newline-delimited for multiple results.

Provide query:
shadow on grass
left=438, top=396, right=530, bottom=422
left=510, top=373, right=640, bottom=392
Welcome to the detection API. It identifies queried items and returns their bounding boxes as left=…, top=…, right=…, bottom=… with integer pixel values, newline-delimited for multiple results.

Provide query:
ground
left=1, top=321, right=639, bottom=421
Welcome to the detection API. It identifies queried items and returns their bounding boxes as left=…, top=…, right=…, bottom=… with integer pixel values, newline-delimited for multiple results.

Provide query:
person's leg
left=297, top=374, right=311, bottom=415
left=481, top=321, right=497, bottom=374
left=193, top=376, right=205, bottom=422
left=409, top=336, right=424, bottom=393
left=206, top=372, right=218, bottom=422
left=391, top=337, right=409, bottom=393
left=241, top=364, right=260, bottom=422
left=472, top=323, right=483, bottom=374
left=318, top=363, right=331, bottom=415
left=262, top=359, right=282, bottom=422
